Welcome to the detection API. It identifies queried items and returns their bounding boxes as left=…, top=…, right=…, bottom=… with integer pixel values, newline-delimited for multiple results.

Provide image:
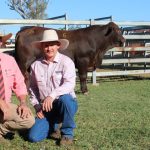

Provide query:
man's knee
left=28, top=118, right=49, bottom=142
left=24, top=116, right=35, bottom=129
left=59, top=94, right=73, bottom=105
left=59, top=94, right=78, bottom=114
left=9, top=103, right=35, bottom=129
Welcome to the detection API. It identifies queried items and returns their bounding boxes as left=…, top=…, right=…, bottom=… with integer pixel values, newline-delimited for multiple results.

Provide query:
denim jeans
left=28, top=94, right=78, bottom=142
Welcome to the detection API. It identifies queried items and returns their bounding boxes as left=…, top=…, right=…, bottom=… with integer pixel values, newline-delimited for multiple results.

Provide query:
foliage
left=6, top=0, right=49, bottom=19
left=1, top=77, right=150, bottom=149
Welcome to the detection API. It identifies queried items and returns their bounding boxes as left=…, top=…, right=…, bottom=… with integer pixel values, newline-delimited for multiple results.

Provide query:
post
left=92, top=70, right=97, bottom=85
left=90, top=20, right=98, bottom=85
left=65, top=13, right=68, bottom=30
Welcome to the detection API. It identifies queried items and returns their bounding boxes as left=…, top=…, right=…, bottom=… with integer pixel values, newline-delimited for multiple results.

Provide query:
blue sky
left=0, top=0, right=150, bottom=35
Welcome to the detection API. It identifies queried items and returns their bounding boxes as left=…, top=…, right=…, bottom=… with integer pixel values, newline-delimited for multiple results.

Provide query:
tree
left=7, top=0, right=49, bottom=19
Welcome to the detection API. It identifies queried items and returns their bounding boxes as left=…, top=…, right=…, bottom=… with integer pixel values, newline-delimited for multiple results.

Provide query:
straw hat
left=33, top=29, right=69, bottom=50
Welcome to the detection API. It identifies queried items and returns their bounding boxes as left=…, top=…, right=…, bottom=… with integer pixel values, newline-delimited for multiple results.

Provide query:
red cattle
left=15, top=22, right=125, bottom=94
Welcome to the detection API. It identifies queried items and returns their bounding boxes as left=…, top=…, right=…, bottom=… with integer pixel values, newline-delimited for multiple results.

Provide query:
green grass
left=1, top=77, right=150, bottom=150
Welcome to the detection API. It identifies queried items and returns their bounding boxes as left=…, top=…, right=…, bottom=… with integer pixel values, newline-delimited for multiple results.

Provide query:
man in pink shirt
left=28, top=30, right=78, bottom=146
left=0, top=53, right=35, bottom=140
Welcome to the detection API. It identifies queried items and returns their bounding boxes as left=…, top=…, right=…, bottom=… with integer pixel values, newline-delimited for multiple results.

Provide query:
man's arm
left=29, top=65, right=44, bottom=118
left=11, top=58, right=32, bottom=118
left=17, top=94, right=32, bottom=119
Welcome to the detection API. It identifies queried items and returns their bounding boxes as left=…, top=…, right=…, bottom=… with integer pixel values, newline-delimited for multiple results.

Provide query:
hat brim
left=32, top=39, right=69, bottom=51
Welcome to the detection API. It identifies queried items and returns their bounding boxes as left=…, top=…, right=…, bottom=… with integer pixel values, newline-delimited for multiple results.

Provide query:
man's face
left=41, top=41, right=60, bottom=60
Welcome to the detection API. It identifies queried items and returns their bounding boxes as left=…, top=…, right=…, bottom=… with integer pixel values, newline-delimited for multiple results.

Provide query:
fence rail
left=1, top=19, right=150, bottom=26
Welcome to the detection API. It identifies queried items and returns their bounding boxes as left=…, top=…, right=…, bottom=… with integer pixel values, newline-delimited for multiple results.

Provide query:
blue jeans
left=28, top=94, right=78, bottom=142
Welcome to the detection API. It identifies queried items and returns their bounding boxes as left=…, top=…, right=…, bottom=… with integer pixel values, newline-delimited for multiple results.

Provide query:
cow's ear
left=105, top=27, right=113, bottom=36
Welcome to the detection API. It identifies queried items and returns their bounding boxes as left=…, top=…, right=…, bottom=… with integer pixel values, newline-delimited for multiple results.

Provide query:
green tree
left=7, top=0, right=49, bottom=19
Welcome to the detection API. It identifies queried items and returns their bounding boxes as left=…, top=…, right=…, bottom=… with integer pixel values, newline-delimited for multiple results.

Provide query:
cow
left=15, top=22, right=125, bottom=94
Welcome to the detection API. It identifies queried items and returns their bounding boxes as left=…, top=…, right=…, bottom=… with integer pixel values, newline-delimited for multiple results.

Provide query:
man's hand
left=36, top=110, right=45, bottom=119
left=17, top=104, right=32, bottom=119
left=42, top=96, right=54, bottom=112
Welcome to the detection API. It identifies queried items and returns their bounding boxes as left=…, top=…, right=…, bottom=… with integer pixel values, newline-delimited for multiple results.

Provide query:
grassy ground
left=0, top=77, right=150, bottom=150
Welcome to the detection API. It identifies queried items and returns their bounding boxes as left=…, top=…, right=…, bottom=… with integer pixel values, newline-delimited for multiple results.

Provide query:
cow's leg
left=77, top=58, right=89, bottom=94
left=78, top=72, right=88, bottom=94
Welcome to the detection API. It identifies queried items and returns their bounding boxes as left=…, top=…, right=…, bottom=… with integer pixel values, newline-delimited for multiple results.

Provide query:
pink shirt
left=0, top=53, right=27, bottom=103
left=29, top=52, right=76, bottom=106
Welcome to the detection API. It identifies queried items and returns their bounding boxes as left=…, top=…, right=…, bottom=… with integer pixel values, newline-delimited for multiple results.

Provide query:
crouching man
left=28, top=29, right=78, bottom=146
left=0, top=53, right=35, bottom=140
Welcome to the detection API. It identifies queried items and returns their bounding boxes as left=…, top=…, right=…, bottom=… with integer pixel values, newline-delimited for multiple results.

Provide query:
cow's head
left=0, top=33, right=12, bottom=48
left=105, top=22, right=125, bottom=47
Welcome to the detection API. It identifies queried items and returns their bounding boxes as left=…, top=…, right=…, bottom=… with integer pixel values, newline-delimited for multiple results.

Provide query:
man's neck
left=45, top=57, right=54, bottom=63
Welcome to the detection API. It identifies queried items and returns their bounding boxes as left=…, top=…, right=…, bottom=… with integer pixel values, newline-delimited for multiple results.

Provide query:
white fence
left=0, top=19, right=150, bottom=84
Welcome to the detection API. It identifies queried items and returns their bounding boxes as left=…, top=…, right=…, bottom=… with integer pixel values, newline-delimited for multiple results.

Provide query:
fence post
left=92, top=70, right=97, bottom=85
left=65, top=13, right=68, bottom=30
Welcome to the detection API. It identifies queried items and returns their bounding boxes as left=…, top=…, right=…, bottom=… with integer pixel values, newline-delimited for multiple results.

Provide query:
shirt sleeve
left=12, top=57, right=28, bottom=97
left=29, top=64, right=41, bottom=106
left=50, top=57, right=76, bottom=100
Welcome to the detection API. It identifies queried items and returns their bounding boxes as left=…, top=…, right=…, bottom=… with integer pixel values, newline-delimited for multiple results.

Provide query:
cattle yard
left=0, top=19, right=150, bottom=84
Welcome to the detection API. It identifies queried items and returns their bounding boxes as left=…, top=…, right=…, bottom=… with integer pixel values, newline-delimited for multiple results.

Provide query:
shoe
left=59, top=136, right=73, bottom=146
left=50, top=130, right=61, bottom=140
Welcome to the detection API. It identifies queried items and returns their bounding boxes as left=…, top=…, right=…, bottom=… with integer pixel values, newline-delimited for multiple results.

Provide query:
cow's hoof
left=83, top=91, right=89, bottom=95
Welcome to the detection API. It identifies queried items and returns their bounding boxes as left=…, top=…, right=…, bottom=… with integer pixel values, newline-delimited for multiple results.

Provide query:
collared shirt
left=29, top=52, right=76, bottom=106
left=0, top=53, right=27, bottom=103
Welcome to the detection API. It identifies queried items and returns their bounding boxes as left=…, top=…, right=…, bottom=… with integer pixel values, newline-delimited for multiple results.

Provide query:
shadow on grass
left=75, top=76, right=150, bottom=94
left=17, top=129, right=29, bottom=141
left=4, top=132, right=15, bottom=140
left=18, top=129, right=60, bottom=146
left=95, top=75, right=150, bottom=83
